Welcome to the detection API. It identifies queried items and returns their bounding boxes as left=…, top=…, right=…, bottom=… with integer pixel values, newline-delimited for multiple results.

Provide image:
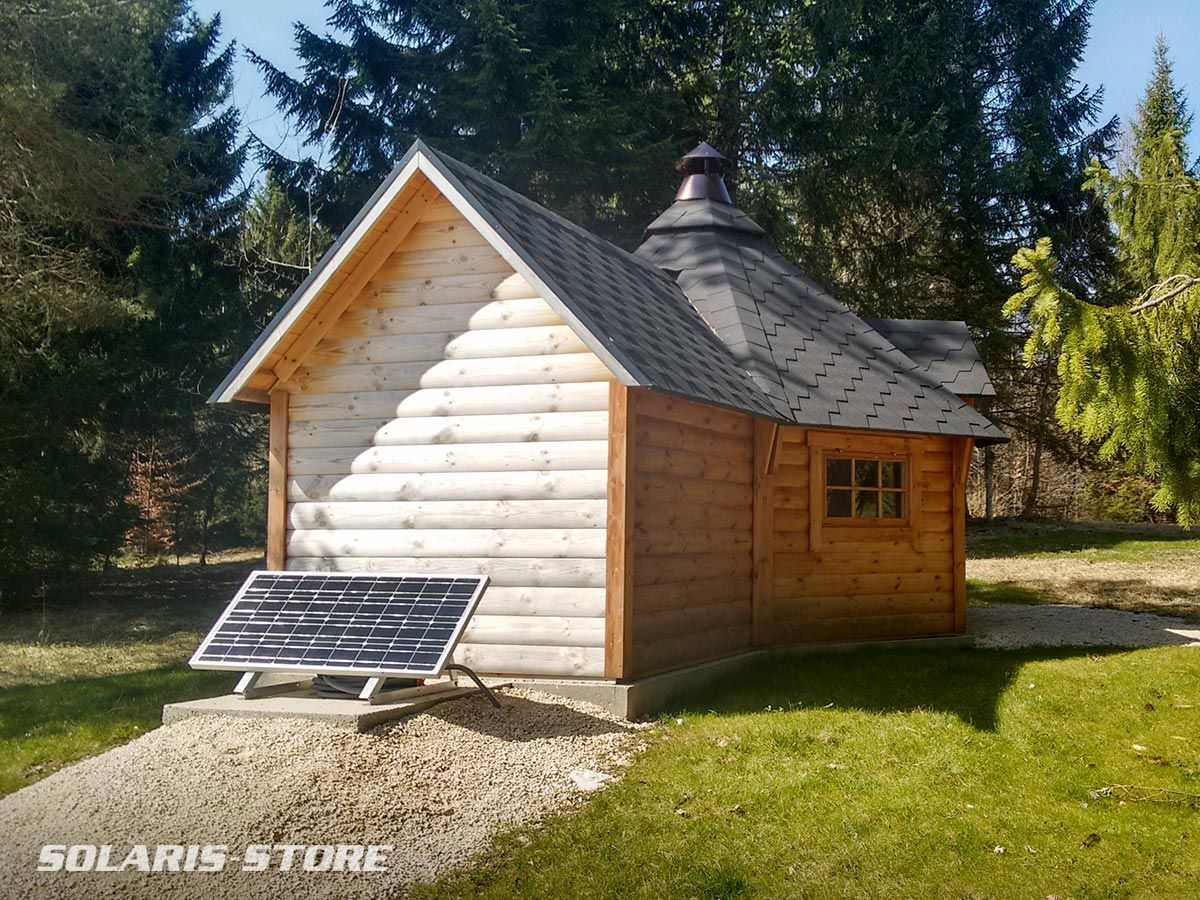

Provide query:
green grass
left=0, top=666, right=230, bottom=796
left=419, top=647, right=1200, bottom=899
left=969, top=519, right=1200, bottom=563
left=0, top=552, right=258, bottom=795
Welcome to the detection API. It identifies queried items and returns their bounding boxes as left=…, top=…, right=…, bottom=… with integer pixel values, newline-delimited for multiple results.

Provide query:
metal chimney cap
left=677, top=142, right=729, bottom=172
left=674, top=142, right=732, bottom=203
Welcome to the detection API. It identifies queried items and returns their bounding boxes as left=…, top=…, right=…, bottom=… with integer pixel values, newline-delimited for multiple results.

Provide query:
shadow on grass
left=968, top=519, right=1195, bottom=559
left=1, top=558, right=255, bottom=646
left=664, top=646, right=1124, bottom=732
left=969, top=576, right=1200, bottom=622
left=0, top=665, right=231, bottom=743
left=968, top=579, right=1047, bottom=605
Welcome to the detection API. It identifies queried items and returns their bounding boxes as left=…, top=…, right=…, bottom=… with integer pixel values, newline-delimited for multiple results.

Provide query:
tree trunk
left=1022, top=361, right=1053, bottom=517
left=199, top=482, right=216, bottom=566
left=984, top=444, right=994, bottom=521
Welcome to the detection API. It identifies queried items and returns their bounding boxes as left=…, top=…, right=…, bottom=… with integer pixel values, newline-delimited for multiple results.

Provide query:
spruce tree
left=1006, top=37, right=1200, bottom=523
left=0, top=1, right=249, bottom=590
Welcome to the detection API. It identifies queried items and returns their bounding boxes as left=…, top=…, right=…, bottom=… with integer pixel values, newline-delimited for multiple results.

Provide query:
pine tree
left=0, top=1, right=248, bottom=591
left=1006, top=37, right=1200, bottom=523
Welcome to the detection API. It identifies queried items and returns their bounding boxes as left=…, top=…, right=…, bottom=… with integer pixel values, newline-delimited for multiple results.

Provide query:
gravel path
left=969, top=603, right=1200, bottom=649
left=0, top=689, right=644, bottom=899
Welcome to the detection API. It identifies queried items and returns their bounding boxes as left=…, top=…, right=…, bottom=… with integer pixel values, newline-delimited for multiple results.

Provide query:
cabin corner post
left=604, top=381, right=636, bottom=679
left=752, top=419, right=776, bottom=645
left=267, top=389, right=289, bottom=571
left=951, top=437, right=974, bottom=631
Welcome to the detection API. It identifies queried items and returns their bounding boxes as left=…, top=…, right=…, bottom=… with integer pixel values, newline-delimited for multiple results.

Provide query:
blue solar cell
left=190, top=571, right=488, bottom=678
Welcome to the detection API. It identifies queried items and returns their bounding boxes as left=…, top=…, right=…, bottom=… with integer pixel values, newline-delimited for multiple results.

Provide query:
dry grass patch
left=968, top=521, right=1200, bottom=622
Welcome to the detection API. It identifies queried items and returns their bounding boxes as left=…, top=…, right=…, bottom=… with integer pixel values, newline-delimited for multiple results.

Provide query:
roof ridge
left=422, top=144, right=679, bottom=287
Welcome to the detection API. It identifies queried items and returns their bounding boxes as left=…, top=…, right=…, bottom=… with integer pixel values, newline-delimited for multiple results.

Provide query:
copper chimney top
left=674, top=142, right=732, bottom=204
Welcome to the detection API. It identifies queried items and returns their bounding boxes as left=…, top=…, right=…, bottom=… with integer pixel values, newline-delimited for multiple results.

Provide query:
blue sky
left=196, top=0, right=1200, bottom=164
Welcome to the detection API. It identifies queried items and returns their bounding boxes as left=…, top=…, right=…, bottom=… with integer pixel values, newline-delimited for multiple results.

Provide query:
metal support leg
left=446, top=664, right=502, bottom=709
left=235, top=671, right=311, bottom=699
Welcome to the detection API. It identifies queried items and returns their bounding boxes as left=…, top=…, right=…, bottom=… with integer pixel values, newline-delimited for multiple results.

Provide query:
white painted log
left=475, top=586, right=605, bottom=617
left=286, top=555, right=605, bottom=587
left=374, top=243, right=511, bottom=279
left=289, top=353, right=609, bottom=394
left=451, top=642, right=604, bottom=678
left=285, top=528, right=607, bottom=559
left=329, top=298, right=562, bottom=338
left=463, top=615, right=605, bottom=648
left=288, top=410, right=609, bottom=449
left=287, top=382, right=610, bottom=422
left=355, top=271, right=540, bottom=309
left=287, top=440, right=608, bottom=476
left=288, top=470, right=607, bottom=503
left=306, top=325, right=589, bottom=367
left=287, top=499, right=606, bottom=530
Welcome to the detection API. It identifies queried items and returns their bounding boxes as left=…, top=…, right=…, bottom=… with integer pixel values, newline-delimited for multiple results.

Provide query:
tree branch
left=1129, top=274, right=1200, bottom=313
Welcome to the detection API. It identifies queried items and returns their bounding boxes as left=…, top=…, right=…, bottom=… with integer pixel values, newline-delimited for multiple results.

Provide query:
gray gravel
left=969, top=603, right=1200, bottom=649
left=0, top=689, right=644, bottom=899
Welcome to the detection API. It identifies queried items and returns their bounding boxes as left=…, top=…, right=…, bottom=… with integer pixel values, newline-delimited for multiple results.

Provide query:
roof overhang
left=210, top=140, right=637, bottom=404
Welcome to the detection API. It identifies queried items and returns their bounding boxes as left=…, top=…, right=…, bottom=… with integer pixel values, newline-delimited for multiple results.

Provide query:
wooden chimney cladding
left=282, top=198, right=610, bottom=678
left=623, top=390, right=756, bottom=678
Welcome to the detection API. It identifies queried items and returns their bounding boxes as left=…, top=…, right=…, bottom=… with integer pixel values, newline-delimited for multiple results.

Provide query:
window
left=825, top=456, right=907, bottom=521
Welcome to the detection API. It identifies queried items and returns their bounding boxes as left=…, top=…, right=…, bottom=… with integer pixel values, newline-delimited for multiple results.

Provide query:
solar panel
left=190, top=571, right=489, bottom=678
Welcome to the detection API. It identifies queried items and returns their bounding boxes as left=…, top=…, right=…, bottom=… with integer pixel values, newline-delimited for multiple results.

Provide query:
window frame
left=821, top=451, right=912, bottom=526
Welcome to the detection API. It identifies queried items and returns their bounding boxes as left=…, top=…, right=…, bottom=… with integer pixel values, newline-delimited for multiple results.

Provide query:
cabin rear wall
left=625, top=391, right=756, bottom=678
left=768, top=427, right=961, bottom=643
left=280, top=198, right=610, bottom=678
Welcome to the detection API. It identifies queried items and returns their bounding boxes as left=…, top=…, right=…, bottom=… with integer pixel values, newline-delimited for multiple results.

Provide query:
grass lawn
left=969, top=519, right=1200, bottom=562
left=968, top=520, right=1200, bottom=622
left=0, top=551, right=258, bottom=796
left=420, top=646, right=1200, bottom=899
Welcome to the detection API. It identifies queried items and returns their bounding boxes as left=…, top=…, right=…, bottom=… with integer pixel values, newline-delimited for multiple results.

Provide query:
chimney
left=674, top=142, right=732, bottom=204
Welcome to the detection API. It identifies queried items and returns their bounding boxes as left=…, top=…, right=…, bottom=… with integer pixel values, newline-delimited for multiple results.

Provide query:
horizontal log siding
left=768, top=428, right=959, bottom=643
left=283, top=206, right=609, bottom=678
left=627, top=392, right=755, bottom=677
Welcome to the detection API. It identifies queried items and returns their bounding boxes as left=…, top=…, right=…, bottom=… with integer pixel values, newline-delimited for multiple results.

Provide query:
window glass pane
left=854, top=490, right=879, bottom=518
left=881, top=491, right=904, bottom=518
left=826, top=457, right=852, bottom=487
left=881, top=461, right=905, bottom=488
left=826, top=489, right=852, bottom=517
left=855, top=459, right=879, bottom=487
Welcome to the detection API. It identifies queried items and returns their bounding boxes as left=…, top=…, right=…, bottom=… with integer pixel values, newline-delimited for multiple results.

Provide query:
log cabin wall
left=622, top=391, right=756, bottom=678
left=281, top=196, right=612, bottom=678
left=766, top=426, right=967, bottom=643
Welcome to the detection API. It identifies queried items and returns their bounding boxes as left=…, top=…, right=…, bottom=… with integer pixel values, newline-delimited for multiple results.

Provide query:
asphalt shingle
left=637, top=198, right=1005, bottom=442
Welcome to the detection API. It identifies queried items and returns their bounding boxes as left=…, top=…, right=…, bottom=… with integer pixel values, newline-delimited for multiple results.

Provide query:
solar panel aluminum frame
left=189, top=570, right=490, bottom=679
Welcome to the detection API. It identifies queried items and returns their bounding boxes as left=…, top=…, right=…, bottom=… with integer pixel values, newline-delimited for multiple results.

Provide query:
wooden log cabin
left=211, top=140, right=1004, bottom=695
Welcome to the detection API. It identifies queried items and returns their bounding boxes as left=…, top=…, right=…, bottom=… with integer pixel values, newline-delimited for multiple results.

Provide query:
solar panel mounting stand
left=235, top=671, right=313, bottom=700
left=356, top=664, right=501, bottom=708
left=356, top=677, right=460, bottom=705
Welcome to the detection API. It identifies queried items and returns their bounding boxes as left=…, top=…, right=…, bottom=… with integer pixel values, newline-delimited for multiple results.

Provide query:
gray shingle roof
left=214, top=140, right=1005, bottom=444
left=863, top=318, right=996, bottom=397
left=637, top=198, right=1005, bottom=442
left=426, top=146, right=782, bottom=420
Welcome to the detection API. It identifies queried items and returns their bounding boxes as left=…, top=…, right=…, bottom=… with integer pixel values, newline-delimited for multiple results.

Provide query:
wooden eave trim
left=266, top=390, right=288, bottom=570
left=217, top=155, right=424, bottom=403
left=951, top=437, right=974, bottom=631
left=604, top=381, right=636, bottom=679
left=269, top=174, right=440, bottom=387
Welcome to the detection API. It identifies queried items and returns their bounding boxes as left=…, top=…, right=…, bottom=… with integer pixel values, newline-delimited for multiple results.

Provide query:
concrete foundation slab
left=511, top=634, right=976, bottom=720
left=162, top=684, right=480, bottom=732
left=164, top=634, right=974, bottom=728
